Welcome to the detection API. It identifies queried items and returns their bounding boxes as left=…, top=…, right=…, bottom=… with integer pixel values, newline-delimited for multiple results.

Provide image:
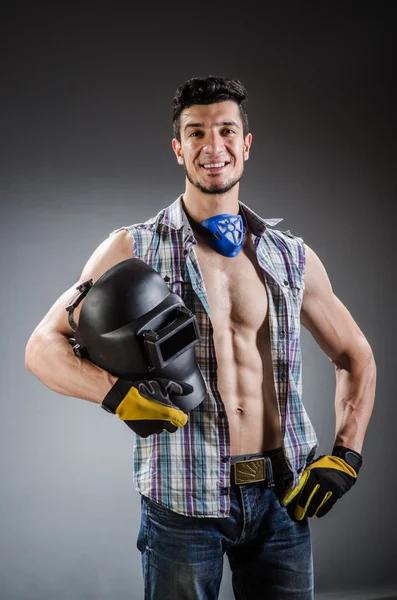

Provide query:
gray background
left=1, top=2, right=396, bottom=599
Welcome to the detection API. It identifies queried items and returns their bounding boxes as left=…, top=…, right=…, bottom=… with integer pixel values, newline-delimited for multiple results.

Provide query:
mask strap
left=183, top=205, right=248, bottom=238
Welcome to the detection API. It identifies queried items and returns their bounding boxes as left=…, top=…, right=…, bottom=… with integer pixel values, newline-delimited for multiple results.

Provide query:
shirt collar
left=160, top=194, right=283, bottom=237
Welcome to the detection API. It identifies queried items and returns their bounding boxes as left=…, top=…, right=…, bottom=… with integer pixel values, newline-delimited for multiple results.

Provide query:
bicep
left=29, top=228, right=135, bottom=339
left=300, top=243, right=371, bottom=366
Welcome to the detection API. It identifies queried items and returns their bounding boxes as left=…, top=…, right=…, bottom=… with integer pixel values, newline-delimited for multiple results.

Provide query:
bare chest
left=193, top=236, right=268, bottom=330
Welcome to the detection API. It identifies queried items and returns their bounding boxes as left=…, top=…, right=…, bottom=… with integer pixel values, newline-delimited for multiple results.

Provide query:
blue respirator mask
left=184, top=207, right=248, bottom=258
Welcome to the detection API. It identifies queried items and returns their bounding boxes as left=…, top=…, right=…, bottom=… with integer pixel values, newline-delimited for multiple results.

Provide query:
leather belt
left=231, top=452, right=291, bottom=485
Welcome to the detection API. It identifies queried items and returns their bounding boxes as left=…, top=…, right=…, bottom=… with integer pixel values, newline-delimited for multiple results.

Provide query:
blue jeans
left=136, top=449, right=314, bottom=599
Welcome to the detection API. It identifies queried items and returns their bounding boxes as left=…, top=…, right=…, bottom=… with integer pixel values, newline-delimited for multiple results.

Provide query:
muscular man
left=25, top=76, right=376, bottom=600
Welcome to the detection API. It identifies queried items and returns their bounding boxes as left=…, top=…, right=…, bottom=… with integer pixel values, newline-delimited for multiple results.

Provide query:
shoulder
left=301, top=242, right=332, bottom=296
left=264, top=226, right=306, bottom=271
left=28, top=228, right=137, bottom=339
left=78, top=228, right=136, bottom=286
left=111, top=208, right=171, bottom=247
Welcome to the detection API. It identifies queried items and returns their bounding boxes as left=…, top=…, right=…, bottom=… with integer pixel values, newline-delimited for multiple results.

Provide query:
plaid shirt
left=111, top=195, right=318, bottom=517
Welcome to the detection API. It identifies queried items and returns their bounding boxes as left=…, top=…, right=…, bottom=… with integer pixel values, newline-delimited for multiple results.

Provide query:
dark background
left=1, top=2, right=396, bottom=599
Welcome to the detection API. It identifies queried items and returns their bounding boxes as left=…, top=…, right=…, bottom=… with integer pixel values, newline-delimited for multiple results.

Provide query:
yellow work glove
left=281, top=446, right=363, bottom=520
left=101, top=377, right=192, bottom=438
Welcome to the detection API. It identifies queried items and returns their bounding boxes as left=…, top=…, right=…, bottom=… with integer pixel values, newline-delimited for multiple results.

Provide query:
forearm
left=25, top=328, right=117, bottom=404
left=333, top=350, right=377, bottom=454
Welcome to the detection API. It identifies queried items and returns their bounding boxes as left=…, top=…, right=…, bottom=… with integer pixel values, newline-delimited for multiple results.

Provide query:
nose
left=202, top=130, right=225, bottom=156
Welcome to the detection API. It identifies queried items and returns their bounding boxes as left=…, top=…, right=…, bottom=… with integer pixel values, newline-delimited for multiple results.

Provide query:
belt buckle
left=233, top=458, right=266, bottom=485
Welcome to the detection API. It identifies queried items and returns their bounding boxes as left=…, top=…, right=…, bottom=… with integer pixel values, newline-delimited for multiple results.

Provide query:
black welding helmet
left=66, top=258, right=206, bottom=412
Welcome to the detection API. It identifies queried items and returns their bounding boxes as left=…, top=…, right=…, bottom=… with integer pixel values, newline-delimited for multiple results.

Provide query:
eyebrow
left=184, top=120, right=240, bottom=130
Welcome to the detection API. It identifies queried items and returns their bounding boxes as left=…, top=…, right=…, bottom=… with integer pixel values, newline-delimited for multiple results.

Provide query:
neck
left=181, top=182, right=240, bottom=223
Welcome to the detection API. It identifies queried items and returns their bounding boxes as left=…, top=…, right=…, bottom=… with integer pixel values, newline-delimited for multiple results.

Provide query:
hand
left=102, top=378, right=193, bottom=438
left=281, top=450, right=361, bottom=520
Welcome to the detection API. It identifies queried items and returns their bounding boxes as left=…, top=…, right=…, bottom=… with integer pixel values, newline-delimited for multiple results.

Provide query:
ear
left=172, top=138, right=184, bottom=165
left=243, top=133, right=253, bottom=160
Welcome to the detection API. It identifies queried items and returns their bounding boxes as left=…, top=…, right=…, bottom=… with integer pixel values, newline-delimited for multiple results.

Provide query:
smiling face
left=172, top=101, right=252, bottom=196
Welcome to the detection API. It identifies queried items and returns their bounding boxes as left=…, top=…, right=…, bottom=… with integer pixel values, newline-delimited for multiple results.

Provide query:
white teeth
left=202, top=162, right=226, bottom=169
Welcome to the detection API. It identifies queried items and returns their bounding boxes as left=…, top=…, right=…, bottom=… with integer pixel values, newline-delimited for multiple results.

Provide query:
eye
left=222, top=129, right=234, bottom=134
left=190, top=131, right=203, bottom=137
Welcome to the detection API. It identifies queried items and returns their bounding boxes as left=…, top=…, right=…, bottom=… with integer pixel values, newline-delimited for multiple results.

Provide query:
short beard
left=182, top=158, right=244, bottom=195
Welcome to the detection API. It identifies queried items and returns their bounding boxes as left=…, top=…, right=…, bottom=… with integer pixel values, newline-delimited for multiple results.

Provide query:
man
left=25, top=76, right=376, bottom=599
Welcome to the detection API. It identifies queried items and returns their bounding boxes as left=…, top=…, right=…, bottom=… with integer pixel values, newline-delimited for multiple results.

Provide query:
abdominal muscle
left=214, top=318, right=282, bottom=455
left=194, top=235, right=283, bottom=456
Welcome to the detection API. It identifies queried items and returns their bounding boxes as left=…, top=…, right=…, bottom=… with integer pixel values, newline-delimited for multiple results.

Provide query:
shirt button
left=218, top=411, right=226, bottom=419
left=220, top=487, right=229, bottom=495
left=163, top=275, right=170, bottom=282
left=222, top=456, right=229, bottom=463
left=283, top=279, right=289, bottom=286
left=280, top=372, right=287, bottom=382
left=279, top=329, right=285, bottom=338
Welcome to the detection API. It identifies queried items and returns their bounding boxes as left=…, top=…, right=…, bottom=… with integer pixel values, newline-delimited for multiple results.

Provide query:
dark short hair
left=172, top=75, right=249, bottom=142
